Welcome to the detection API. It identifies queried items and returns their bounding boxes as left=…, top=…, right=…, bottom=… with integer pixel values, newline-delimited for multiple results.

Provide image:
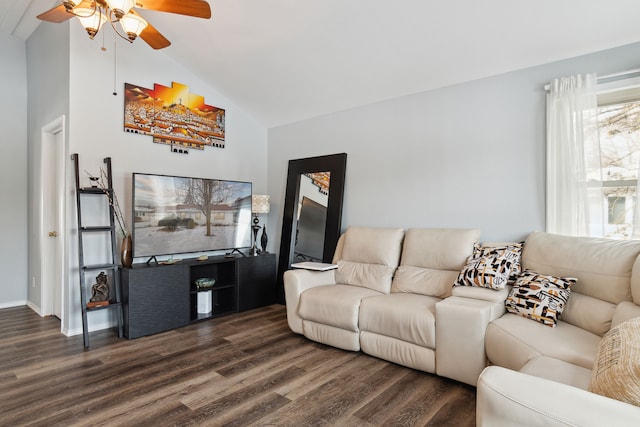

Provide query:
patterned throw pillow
left=454, top=243, right=523, bottom=290
left=505, top=242, right=524, bottom=283
left=505, top=269, right=575, bottom=327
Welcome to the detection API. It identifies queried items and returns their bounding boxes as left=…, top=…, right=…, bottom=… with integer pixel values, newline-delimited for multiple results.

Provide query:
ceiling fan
left=37, top=0, right=211, bottom=50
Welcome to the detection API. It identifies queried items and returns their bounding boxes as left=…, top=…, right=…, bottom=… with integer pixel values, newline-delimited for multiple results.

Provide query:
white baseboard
left=64, top=321, right=115, bottom=337
left=26, top=301, right=43, bottom=316
left=0, top=300, right=29, bottom=310
left=2, top=301, right=116, bottom=338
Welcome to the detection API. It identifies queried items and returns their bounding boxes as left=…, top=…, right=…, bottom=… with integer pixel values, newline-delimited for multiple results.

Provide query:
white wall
left=0, top=33, right=28, bottom=308
left=268, top=41, right=640, bottom=247
left=24, top=22, right=267, bottom=334
left=26, top=21, right=70, bottom=313
left=61, top=24, right=268, bottom=334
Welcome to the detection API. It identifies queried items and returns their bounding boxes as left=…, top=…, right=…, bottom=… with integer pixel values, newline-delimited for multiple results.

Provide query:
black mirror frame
left=277, top=153, right=347, bottom=303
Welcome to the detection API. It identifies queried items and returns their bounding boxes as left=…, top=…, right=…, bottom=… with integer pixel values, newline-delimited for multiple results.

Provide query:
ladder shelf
left=72, top=153, right=124, bottom=348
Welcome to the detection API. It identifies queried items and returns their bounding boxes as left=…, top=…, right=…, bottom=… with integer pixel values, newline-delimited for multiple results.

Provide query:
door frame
left=39, top=115, right=66, bottom=327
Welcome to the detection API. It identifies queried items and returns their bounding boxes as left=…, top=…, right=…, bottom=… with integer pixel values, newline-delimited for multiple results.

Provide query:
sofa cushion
left=589, top=317, right=640, bottom=407
left=454, top=243, right=522, bottom=291
left=632, top=256, right=640, bottom=305
left=391, top=228, right=480, bottom=298
left=360, top=331, right=436, bottom=373
left=523, top=232, right=640, bottom=336
left=504, top=269, right=575, bottom=327
left=335, top=227, right=405, bottom=293
left=335, top=261, right=396, bottom=294
left=486, top=313, right=601, bottom=371
left=612, top=301, right=640, bottom=329
left=359, top=293, right=439, bottom=349
left=339, top=226, right=405, bottom=267
left=520, top=356, right=592, bottom=390
left=392, top=266, right=460, bottom=299
left=523, top=231, right=640, bottom=305
left=562, top=292, right=616, bottom=337
left=302, top=320, right=361, bottom=351
left=298, top=284, right=382, bottom=332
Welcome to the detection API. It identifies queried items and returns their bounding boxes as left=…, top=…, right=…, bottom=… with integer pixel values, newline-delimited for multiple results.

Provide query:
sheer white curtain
left=546, top=74, right=603, bottom=236
left=633, top=163, right=640, bottom=239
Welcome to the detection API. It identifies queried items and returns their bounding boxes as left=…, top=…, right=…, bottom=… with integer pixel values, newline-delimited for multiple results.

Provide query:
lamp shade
left=120, top=13, right=148, bottom=39
left=252, top=195, right=270, bottom=214
left=74, top=7, right=107, bottom=39
left=106, top=0, right=135, bottom=15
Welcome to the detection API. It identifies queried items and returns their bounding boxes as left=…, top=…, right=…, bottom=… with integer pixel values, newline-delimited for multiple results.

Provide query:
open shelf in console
left=189, top=257, right=238, bottom=321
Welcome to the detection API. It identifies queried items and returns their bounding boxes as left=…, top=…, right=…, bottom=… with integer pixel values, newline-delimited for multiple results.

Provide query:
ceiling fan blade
left=139, top=22, right=171, bottom=50
left=37, top=4, right=73, bottom=23
left=135, top=0, right=212, bottom=19
left=129, top=9, right=171, bottom=49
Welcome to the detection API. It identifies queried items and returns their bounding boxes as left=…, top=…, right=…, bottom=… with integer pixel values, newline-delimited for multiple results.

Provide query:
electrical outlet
left=32, top=277, right=36, bottom=288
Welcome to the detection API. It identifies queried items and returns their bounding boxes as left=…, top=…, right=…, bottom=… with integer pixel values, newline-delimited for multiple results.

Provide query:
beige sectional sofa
left=476, top=231, right=640, bottom=426
left=284, top=226, right=640, bottom=426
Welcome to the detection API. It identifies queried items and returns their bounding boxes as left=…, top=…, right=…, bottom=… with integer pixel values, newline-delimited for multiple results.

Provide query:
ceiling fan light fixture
left=37, top=0, right=211, bottom=50
left=74, top=7, right=107, bottom=39
left=105, top=0, right=135, bottom=19
left=119, top=13, right=148, bottom=41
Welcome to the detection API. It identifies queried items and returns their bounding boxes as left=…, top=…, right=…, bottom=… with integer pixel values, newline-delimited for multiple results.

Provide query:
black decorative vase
left=260, top=225, right=268, bottom=253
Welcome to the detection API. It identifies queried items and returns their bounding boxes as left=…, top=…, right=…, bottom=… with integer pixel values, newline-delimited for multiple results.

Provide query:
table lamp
left=251, top=195, right=270, bottom=255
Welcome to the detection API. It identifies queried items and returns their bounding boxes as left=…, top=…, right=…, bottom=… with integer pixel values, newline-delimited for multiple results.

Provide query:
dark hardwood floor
left=0, top=304, right=476, bottom=426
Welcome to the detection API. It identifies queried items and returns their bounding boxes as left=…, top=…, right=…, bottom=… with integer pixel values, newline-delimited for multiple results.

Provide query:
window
left=595, top=86, right=640, bottom=239
left=608, top=195, right=626, bottom=225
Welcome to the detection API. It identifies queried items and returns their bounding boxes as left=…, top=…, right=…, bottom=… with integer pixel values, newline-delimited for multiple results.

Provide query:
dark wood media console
left=121, top=253, right=276, bottom=339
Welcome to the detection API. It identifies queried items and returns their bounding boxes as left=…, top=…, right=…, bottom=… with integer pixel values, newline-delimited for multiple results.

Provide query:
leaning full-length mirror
left=277, top=153, right=347, bottom=303
left=294, top=172, right=330, bottom=262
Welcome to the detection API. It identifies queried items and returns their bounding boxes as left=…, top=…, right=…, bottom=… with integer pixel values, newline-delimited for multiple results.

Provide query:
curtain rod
left=598, top=67, right=640, bottom=81
left=544, top=68, right=640, bottom=91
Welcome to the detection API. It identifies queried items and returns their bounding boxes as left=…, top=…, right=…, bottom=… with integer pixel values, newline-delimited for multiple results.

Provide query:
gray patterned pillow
left=505, top=269, right=575, bottom=327
left=454, top=243, right=523, bottom=290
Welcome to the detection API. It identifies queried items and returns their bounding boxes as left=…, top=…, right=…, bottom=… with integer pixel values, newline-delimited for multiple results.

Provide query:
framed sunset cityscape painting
left=124, top=81, right=225, bottom=150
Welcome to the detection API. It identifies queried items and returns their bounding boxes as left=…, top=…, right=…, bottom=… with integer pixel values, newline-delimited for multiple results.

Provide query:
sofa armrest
left=436, top=296, right=505, bottom=386
left=477, top=366, right=640, bottom=427
left=283, top=269, right=336, bottom=334
left=451, top=285, right=510, bottom=303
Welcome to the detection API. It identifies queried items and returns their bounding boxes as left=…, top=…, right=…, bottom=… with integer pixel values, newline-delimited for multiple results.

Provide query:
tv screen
left=132, top=173, right=252, bottom=258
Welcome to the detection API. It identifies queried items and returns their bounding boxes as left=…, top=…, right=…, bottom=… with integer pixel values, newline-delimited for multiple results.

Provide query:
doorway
left=40, top=116, right=66, bottom=322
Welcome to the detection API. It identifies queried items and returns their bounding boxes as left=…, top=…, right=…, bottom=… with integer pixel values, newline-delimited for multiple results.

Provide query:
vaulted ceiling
left=4, top=1, right=640, bottom=127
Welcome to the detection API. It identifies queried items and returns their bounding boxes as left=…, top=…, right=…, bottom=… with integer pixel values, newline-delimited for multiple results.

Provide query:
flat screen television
left=132, top=172, right=252, bottom=258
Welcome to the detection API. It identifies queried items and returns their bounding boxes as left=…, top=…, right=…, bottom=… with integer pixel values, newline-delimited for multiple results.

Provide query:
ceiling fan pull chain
left=112, top=33, right=118, bottom=96
left=101, top=24, right=106, bottom=51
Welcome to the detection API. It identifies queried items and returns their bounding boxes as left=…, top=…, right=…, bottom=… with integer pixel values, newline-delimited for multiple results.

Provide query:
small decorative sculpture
left=90, top=272, right=110, bottom=303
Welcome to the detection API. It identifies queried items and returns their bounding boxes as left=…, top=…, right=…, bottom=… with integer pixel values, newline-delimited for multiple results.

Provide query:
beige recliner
left=359, top=228, right=480, bottom=373
left=285, top=226, right=405, bottom=351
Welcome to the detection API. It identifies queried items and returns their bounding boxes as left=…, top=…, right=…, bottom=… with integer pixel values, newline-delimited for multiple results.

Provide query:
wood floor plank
left=354, top=371, right=445, bottom=424
left=79, top=369, right=221, bottom=426
left=174, top=366, right=305, bottom=425
left=256, top=356, right=393, bottom=425
left=0, top=304, right=476, bottom=426
left=180, top=338, right=316, bottom=410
